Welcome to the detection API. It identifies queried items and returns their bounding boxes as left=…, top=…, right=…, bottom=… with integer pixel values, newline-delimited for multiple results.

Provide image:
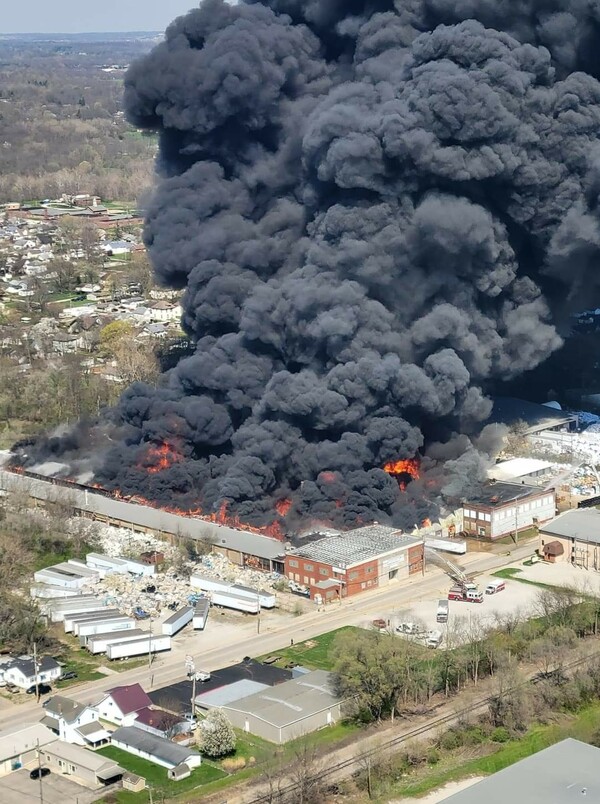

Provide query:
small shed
left=542, top=541, right=564, bottom=562
left=122, top=772, right=146, bottom=792
left=168, top=762, right=191, bottom=781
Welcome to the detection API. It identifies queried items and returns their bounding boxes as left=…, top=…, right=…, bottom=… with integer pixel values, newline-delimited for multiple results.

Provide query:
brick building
left=284, top=525, right=424, bottom=602
left=461, top=482, right=556, bottom=540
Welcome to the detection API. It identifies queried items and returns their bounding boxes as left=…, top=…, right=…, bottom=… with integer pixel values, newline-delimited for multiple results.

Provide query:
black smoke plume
left=16, top=0, right=600, bottom=531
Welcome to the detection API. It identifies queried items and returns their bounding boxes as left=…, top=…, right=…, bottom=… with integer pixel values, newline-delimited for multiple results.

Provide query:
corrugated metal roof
left=223, top=670, right=341, bottom=727
left=195, top=679, right=268, bottom=709
left=540, top=508, right=600, bottom=543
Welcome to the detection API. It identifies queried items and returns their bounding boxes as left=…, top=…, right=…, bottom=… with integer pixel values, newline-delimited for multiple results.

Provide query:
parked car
left=30, top=767, right=50, bottom=780
left=194, top=670, right=211, bottom=682
left=60, top=671, right=78, bottom=680
left=26, top=684, right=52, bottom=695
left=395, top=622, right=421, bottom=635
left=133, top=607, right=150, bottom=620
left=372, top=618, right=387, bottom=632
left=183, top=712, right=198, bottom=728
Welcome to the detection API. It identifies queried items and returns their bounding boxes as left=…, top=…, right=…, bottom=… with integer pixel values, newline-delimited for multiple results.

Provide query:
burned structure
left=15, top=0, right=600, bottom=533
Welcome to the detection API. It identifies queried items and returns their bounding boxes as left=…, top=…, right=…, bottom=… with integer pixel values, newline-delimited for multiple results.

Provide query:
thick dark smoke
left=16, top=0, right=600, bottom=531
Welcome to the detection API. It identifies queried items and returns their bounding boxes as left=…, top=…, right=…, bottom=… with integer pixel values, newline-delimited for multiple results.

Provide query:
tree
left=198, top=709, right=237, bottom=758
left=48, top=257, right=80, bottom=292
left=98, top=320, right=134, bottom=358
left=111, top=337, right=159, bottom=385
left=332, top=629, right=420, bottom=721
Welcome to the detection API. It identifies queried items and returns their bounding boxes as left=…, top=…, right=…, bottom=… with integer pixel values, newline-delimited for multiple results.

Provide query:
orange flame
left=275, top=498, right=292, bottom=517
left=319, top=471, right=338, bottom=483
left=422, top=517, right=432, bottom=527
left=383, top=458, right=420, bottom=479
left=136, top=442, right=183, bottom=474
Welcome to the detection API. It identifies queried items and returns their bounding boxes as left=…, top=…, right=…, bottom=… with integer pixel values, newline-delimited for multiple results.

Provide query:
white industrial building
left=488, top=458, right=555, bottom=483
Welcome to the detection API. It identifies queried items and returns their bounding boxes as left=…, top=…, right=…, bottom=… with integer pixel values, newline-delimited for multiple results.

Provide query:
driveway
left=0, top=768, right=100, bottom=804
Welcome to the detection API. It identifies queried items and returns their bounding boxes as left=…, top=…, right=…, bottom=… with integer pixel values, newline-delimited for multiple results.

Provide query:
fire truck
left=448, top=583, right=483, bottom=603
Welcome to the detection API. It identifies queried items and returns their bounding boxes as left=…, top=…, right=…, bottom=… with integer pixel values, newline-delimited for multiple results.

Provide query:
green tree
left=198, top=709, right=237, bottom=758
left=98, top=320, right=134, bottom=358
left=332, top=630, right=420, bottom=721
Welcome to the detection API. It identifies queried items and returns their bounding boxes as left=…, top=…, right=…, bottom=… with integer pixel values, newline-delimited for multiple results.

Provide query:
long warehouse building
left=0, top=466, right=287, bottom=572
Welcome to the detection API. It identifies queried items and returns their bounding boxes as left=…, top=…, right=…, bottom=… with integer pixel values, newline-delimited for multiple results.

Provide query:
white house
left=147, top=300, right=181, bottom=323
left=110, top=726, right=201, bottom=769
left=95, top=684, right=153, bottom=726
left=41, top=695, right=111, bottom=748
left=3, top=656, right=62, bottom=690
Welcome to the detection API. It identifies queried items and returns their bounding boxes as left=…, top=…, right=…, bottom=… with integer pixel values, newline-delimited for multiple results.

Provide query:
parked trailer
left=211, top=590, right=260, bottom=614
left=64, top=609, right=121, bottom=633
left=193, top=598, right=210, bottom=630
left=106, top=635, right=171, bottom=660
left=161, top=606, right=194, bottom=637
left=191, top=574, right=276, bottom=609
left=75, top=617, right=136, bottom=638
left=47, top=597, right=104, bottom=622
left=231, top=583, right=276, bottom=609
left=85, top=628, right=148, bottom=654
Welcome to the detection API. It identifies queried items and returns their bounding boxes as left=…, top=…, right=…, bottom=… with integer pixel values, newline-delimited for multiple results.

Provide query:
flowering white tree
left=199, top=709, right=237, bottom=758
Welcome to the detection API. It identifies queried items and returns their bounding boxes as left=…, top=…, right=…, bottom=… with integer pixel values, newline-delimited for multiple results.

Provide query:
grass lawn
left=256, top=625, right=361, bottom=670
left=97, top=745, right=226, bottom=802
left=388, top=703, right=600, bottom=798
left=492, top=567, right=556, bottom=590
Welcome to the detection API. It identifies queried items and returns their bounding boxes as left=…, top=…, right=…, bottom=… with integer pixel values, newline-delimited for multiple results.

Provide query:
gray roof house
left=539, top=508, right=600, bottom=542
left=41, top=741, right=124, bottom=789
left=221, top=669, right=345, bottom=744
left=110, top=726, right=201, bottom=770
left=442, top=738, right=600, bottom=803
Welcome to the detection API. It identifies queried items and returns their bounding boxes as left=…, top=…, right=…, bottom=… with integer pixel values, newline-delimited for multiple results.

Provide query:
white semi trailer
left=84, top=628, right=147, bottom=653
left=75, top=616, right=136, bottom=638
left=190, top=574, right=275, bottom=608
left=106, top=635, right=171, bottom=660
left=161, top=606, right=194, bottom=636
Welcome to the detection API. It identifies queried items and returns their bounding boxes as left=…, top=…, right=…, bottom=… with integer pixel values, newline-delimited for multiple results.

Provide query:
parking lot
left=0, top=767, right=100, bottom=804
left=365, top=572, right=544, bottom=646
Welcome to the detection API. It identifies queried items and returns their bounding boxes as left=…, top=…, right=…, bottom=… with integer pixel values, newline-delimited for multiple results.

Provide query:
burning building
left=13, top=0, right=600, bottom=535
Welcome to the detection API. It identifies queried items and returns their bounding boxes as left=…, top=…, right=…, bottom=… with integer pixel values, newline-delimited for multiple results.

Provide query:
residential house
left=3, top=656, right=62, bottom=690
left=0, top=723, right=57, bottom=776
left=147, top=300, right=181, bottom=323
left=110, top=726, right=201, bottom=769
left=95, top=684, right=153, bottom=726
left=131, top=707, right=188, bottom=739
left=139, top=323, right=168, bottom=339
left=103, top=240, right=133, bottom=256
left=51, top=333, right=85, bottom=355
left=41, top=741, right=123, bottom=789
left=41, top=695, right=111, bottom=748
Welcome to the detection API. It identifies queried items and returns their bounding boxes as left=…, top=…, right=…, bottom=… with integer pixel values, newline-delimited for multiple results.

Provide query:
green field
left=97, top=745, right=226, bottom=802
left=256, top=625, right=361, bottom=670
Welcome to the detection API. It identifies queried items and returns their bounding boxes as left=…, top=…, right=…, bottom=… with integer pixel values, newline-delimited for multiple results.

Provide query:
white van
left=426, top=630, right=443, bottom=648
left=485, top=579, right=506, bottom=595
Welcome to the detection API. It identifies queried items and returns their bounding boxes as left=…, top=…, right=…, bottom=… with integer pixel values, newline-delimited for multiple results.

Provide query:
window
left=289, top=559, right=298, bottom=568
left=366, top=567, right=374, bottom=574
left=484, top=513, right=491, bottom=522
left=303, top=576, right=309, bottom=585
left=319, top=568, right=329, bottom=576
left=361, top=582, right=366, bottom=589
left=304, top=563, right=314, bottom=572
left=349, top=571, right=359, bottom=580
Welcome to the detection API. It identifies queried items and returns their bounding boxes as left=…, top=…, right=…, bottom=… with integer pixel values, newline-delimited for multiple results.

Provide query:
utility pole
left=514, top=505, right=519, bottom=546
left=33, top=642, right=40, bottom=702
left=36, top=739, right=44, bottom=804
left=257, top=592, right=261, bottom=635
left=148, top=618, right=153, bottom=685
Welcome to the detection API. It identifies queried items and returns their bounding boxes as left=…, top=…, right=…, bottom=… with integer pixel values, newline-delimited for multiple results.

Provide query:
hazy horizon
left=2, top=1, right=198, bottom=34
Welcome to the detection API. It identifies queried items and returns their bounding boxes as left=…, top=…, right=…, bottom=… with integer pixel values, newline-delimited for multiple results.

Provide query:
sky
left=2, top=1, right=200, bottom=34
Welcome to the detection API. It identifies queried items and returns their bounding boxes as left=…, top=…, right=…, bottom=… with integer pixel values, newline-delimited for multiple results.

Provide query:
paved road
left=0, top=542, right=534, bottom=731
